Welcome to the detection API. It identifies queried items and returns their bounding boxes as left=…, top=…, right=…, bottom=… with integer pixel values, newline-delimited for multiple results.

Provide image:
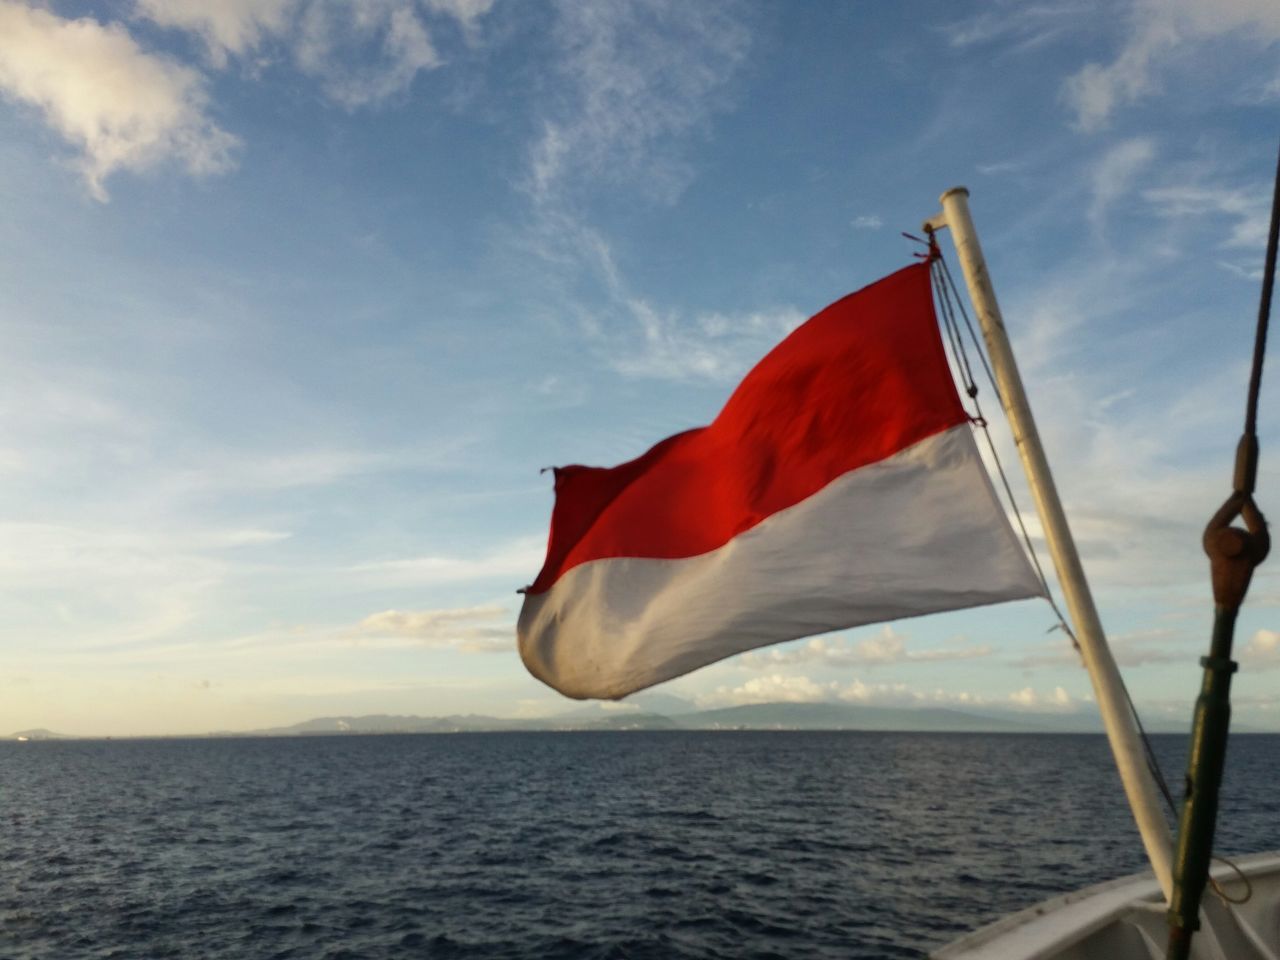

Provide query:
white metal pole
left=927, top=186, right=1175, bottom=902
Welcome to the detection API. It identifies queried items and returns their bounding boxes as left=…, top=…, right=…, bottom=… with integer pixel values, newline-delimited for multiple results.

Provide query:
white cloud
left=133, top=0, right=296, bottom=66
left=700, top=672, right=1015, bottom=711
left=0, top=0, right=499, bottom=197
left=0, top=1, right=238, bottom=200
left=738, top=627, right=993, bottom=670
left=706, top=674, right=832, bottom=706
left=137, top=0, right=496, bottom=106
left=1008, top=685, right=1075, bottom=710
left=295, top=0, right=439, bottom=108
left=355, top=603, right=512, bottom=653
left=1241, top=629, right=1280, bottom=668
left=852, top=215, right=883, bottom=230
left=1062, top=0, right=1280, bottom=130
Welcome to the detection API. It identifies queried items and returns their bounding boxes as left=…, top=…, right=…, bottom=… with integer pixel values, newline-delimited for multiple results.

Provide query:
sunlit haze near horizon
left=1, top=0, right=1278, bottom=737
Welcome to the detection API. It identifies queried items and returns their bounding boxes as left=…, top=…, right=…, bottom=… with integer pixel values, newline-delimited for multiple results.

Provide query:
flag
left=518, top=262, right=1043, bottom=699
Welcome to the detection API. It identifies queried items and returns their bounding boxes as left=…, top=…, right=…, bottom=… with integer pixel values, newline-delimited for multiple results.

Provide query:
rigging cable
left=926, top=244, right=1183, bottom=826
left=928, top=250, right=1077, bottom=647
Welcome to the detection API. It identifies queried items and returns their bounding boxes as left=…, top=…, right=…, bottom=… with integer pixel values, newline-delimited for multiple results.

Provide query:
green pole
left=1164, top=608, right=1238, bottom=960
left=1167, top=137, right=1277, bottom=959
left=1165, top=497, right=1269, bottom=960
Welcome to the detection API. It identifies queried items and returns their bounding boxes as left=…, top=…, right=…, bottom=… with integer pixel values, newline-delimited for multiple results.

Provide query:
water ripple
left=2, top=732, right=1277, bottom=959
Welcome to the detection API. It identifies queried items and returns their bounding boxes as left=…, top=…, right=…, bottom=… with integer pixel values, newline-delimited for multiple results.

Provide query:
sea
left=3, top=732, right=1279, bottom=960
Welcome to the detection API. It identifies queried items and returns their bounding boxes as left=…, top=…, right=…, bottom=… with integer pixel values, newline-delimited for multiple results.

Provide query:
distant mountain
left=681, top=702, right=1037, bottom=732
left=574, top=712, right=679, bottom=731
left=9, top=728, right=70, bottom=740
left=235, top=702, right=1111, bottom=737
left=243, top=714, right=537, bottom=736
left=10, top=701, right=1248, bottom=741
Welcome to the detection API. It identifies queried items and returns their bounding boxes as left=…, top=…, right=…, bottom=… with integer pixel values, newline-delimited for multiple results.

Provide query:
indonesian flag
left=519, top=262, right=1043, bottom=699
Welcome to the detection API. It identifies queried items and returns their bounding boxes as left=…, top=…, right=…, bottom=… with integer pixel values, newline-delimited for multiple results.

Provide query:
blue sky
left=1, top=0, right=1278, bottom=736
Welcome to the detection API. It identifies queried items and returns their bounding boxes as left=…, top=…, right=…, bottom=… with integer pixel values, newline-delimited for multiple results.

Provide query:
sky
left=1, top=0, right=1278, bottom=737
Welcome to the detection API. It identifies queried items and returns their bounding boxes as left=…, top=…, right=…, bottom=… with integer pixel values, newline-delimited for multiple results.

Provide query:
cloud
left=609, top=299, right=806, bottom=383
left=852, top=215, right=883, bottom=230
left=515, top=2, right=772, bottom=386
left=133, top=0, right=296, bottom=67
left=524, top=208, right=804, bottom=385
left=0, top=0, right=500, bottom=198
left=355, top=603, right=512, bottom=653
left=138, top=0, right=495, bottom=108
left=294, top=0, right=439, bottom=108
left=738, top=627, right=993, bottom=670
left=1062, top=0, right=1280, bottom=130
left=945, top=2, right=1092, bottom=52
left=700, top=672, right=1035, bottom=712
left=1008, top=685, right=1075, bottom=710
left=0, top=1, right=238, bottom=200
left=1089, top=137, right=1155, bottom=229
left=1241, top=629, right=1280, bottom=668
left=1141, top=182, right=1273, bottom=252
left=349, top=535, right=547, bottom=587
left=0, top=520, right=272, bottom=653
left=526, top=0, right=750, bottom=207
left=706, top=674, right=832, bottom=706
left=1011, top=628, right=1193, bottom=669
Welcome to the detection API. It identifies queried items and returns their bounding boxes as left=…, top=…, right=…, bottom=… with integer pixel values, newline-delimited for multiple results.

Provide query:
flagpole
left=925, top=187, right=1175, bottom=902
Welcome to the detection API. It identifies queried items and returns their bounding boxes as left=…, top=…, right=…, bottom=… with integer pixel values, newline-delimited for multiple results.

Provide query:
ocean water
left=3, top=732, right=1279, bottom=960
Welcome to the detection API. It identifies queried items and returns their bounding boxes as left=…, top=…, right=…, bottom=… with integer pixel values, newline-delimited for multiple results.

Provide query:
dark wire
left=929, top=253, right=1180, bottom=819
left=930, top=258, right=1068, bottom=633
left=1245, top=139, right=1280, bottom=439
left=938, top=254, right=1003, bottom=408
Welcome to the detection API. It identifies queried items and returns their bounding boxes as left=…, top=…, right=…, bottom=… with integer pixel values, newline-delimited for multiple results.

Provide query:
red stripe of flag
left=528, top=262, right=966, bottom=594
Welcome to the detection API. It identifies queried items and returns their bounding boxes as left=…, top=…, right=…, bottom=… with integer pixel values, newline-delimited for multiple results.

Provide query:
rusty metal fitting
left=1203, top=492, right=1270, bottom=609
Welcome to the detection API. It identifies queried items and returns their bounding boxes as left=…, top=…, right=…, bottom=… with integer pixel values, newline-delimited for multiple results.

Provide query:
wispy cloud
left=137, top=0, right=496, bottom=106
left=292, top=0, right=441, bottom=108
left=0, top=1, right=238, bottom=200
left=1089, top=136, right=1155, bottom=231
left=609, top=300, right=805, bottom=383
left=1062, top=0, right=1280, bottom=130
left=517, top=1, right=775, bottom=386
left=525, top=0, right=749, bottom=207
left=852, top=215, right=883, bottom=230
left=133, top=0, right=296, bottom=67
left=1142, top=182, right=1273, bottom=252
left=944, top=2, right=1091, bottom=52
left=349, top=535, right=546, bottom=588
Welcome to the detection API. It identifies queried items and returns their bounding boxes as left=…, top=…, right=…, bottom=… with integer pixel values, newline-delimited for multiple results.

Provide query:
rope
left=928, top=247, right=1183, bottom=819
left=929, top=255, right=1072, bottom=637
left=1208, top=854, right=1254, bottom=905
left=938, top=253, right=1003, bottom=409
